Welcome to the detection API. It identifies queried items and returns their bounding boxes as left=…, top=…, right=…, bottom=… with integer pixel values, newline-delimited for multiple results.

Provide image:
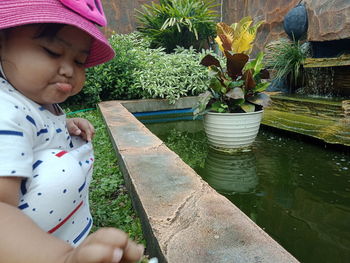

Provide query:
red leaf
left=200, top=54, right=221, bottom=68
left=243, top=69, right=256, bottom=90
left=260, top=69, right=270, bottom=79
left=218, top=34, right=232, bottom=51
left=225, top=52, right=249, bottom=79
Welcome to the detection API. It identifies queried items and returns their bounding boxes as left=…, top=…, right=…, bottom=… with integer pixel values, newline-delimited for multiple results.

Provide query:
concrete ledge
left=98, top=100, right=299, bottom=263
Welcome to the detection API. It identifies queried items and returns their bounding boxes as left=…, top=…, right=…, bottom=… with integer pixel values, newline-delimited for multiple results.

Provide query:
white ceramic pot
left=203, top=110, right=263, bottom=149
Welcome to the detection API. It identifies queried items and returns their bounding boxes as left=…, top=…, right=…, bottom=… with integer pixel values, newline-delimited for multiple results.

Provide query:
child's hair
left=35, top=23, right=65, bottom=40
left=0, top=0, right=115, bottom=67
left=1, top=23, right=66, bottom=42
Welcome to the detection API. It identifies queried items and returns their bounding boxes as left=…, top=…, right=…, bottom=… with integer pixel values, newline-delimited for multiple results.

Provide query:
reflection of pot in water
left=202, top=148, right=258, bottom=195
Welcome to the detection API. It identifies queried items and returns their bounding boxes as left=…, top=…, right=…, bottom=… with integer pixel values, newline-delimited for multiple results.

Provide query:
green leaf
left=225, top=87, right=244, bottom=99
left=232, top=98, right=245, bottom=105
left=241, top=102, right=256, bottom=112
left=211, top=101, right=228, bottom=113
left=209, top=77, right=223, bottom=93
left=253, top=82, right=270, bottom=93
left=221, top=87, right=227, bottom=93
left=246, top=93, right=271, bottom=108
left=244, top=51, right=264, bottom=77
left=193, top=91, right=212, bottom=116
left=208, top=66, right=221, bottom=77
left=228, top=80, right=244, bottom=88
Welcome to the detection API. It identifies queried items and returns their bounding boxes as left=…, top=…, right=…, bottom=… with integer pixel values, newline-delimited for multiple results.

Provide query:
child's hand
left=67, top=117, right=95, bottom=141
left=66, top=228, right=144, bottom=263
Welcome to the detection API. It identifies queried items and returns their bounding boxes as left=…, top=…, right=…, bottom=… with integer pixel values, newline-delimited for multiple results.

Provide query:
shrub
left=133, top=46, right=212, bottom=104
left=65, top=32, right=147, bottom=108
left=65, top=32, right=213, bottom=108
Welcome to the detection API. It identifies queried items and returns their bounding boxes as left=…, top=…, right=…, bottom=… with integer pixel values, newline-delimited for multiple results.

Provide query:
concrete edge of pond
left=98, top=99, right=300, bottom=263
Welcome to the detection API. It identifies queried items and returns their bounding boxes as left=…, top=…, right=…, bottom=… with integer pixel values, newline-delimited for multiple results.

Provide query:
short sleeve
left=0, top=94, right=35, bottom=178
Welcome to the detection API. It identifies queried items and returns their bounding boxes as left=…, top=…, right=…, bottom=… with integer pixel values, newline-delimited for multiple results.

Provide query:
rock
left=305, top=0, right=350, bottom=41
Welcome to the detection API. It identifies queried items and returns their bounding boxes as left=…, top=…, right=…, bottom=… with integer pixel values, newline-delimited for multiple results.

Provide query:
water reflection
left=146, top=121, right=350, bottom=263
left=229, top=131, right=350, bottom=263
left=202, top=148, right=258, bottom=195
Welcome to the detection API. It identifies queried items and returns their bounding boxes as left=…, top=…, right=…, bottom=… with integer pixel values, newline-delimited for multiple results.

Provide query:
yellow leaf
left=215, top=17, right=264, bottom=55
left=232, top=32, right=255, bottom=54
left=215, top=36, right=224, bottom=52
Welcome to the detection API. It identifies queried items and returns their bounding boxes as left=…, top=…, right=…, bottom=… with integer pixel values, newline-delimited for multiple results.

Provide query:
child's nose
left=58, top=61, right=74, bottom=78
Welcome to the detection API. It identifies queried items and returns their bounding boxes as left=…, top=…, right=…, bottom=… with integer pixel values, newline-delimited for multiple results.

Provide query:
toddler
left=0, top=0, right=144, bottom=262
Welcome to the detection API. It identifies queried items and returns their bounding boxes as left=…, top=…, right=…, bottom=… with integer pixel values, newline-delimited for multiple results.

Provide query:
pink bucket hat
left=0, top=0, right=115, bottom=68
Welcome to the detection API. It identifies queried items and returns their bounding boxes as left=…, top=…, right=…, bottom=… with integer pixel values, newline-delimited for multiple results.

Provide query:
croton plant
left=194, top=16, right=271, bottom=116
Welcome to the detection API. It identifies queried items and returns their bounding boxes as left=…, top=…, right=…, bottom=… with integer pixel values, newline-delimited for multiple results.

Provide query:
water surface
left=144, top=120, right=350, bottom=263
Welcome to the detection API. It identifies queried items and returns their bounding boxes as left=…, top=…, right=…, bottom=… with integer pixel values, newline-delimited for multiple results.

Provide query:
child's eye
left=43, top=47, right=60, bottom=57
left=75, top=60, right=85, bottom=66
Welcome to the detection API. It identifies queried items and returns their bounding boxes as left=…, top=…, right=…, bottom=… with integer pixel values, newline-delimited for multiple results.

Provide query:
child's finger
left=83, top=228, right=144, bottom=262
left=121, top=242, right=144, bottom=263
left=85, top=124, right=95, bottom=141
left=76, top=119, right=95, bottom=141
left=84, top=228, right=129, bottom=248
left=72, top=243, right=121, bottom=263
left=72, top=127, right=82, bottom=136
left=66, top=120, right=80, bottom=134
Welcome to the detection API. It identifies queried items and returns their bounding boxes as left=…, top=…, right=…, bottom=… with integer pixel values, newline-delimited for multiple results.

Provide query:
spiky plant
left=264, top=39, right=308, bottom=93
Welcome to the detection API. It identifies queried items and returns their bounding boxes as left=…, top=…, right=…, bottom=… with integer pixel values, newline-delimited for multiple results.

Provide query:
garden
left=63, top=0, right=350, bottom=262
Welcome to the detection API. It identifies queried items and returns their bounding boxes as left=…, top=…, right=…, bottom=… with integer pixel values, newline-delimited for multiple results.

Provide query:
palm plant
left=135, top=0, right=219, bottom=53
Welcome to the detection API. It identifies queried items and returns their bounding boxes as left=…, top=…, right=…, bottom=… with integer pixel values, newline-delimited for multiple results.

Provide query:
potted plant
left=193, top=16, right=271, bottom=150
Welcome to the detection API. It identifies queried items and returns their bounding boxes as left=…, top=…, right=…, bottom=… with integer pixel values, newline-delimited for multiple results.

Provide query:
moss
left=271, top=94, right=343, bottom=105
left=263, top=110, right=350, bottom=146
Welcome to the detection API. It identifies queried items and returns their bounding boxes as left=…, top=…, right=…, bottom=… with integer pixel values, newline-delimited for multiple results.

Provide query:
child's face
left=0, top=24, right=91, bottom=105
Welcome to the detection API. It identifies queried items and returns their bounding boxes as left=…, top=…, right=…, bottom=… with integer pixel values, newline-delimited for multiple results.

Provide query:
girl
left=0, top=1, right=144, bottom=262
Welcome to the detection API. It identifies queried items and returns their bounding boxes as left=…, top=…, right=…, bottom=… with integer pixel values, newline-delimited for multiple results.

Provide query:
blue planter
left=283, top=3, right=308, bottom=41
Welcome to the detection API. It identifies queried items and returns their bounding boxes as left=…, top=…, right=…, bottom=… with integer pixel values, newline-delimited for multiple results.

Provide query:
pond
left=139, top=117, right=350, bottom=263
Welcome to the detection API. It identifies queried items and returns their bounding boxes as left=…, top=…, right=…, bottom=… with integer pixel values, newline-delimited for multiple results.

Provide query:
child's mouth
left=56, top=83, right=73, bottom=93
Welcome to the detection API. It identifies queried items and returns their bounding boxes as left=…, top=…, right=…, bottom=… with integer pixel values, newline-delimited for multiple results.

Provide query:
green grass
left=66, top=109, right=145, bottom=244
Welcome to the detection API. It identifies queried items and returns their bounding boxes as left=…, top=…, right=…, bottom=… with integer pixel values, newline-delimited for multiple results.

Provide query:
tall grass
left=265, top=39, right=308, bottom=92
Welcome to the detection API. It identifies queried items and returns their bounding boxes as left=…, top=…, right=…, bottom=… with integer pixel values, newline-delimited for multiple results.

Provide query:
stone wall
left=101, top=0, right=350, bottom=52
left=305, top=0, right=350, bottom=41
left=220, top=0, right=300, bottom=54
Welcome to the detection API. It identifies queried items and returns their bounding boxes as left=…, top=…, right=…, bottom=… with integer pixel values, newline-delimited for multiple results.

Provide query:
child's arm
left=0, top=177, right=144, bottom=263
left=66, top=117, right=95, bottom=142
